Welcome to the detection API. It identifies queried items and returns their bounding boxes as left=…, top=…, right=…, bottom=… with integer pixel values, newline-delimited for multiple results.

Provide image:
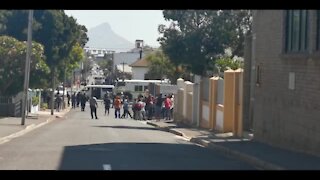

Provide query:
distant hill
left=86, top=23, right=134, bottom=52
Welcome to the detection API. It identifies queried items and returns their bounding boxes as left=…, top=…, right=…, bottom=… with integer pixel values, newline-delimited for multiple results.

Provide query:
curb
left=146, top=121, right=285, bottom=170
left=190, top=138, right=285, bottom=170
left=0, top=117, right=53, bottom=145
left=0, top=108, right=72, bottom=145
left=146, top=121, right=187, bottom=138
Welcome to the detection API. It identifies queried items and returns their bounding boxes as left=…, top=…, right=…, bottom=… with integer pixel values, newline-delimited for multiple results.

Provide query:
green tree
left=144, top=50, right=176, bottom=83
left=216, top=57, right=244, bottom=73
left=0, top=10, right=88, bottom=114
left=158, top=10, right=252, bottom=76
left=0, top=36, right=49, bottom=96
left=57, top=43, right=85, bottom=83
left=0, top=10, right=88, bottom=87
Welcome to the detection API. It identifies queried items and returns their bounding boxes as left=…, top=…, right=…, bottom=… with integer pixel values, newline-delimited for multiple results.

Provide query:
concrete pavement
left=0, top=107, right=71, bottom=145
left=146, top=120, right=320, bottom=170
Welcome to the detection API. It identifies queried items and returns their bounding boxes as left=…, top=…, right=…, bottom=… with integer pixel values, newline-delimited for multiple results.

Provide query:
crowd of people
left=102, top=92, right=174, bottom=121
left=62, top=90, right=174, bottom=121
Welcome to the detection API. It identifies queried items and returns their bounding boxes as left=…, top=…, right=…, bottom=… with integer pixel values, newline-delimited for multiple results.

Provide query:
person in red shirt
left=164, top=95, right=172, bottom=120
left=114, top=96, right=122, bottom=119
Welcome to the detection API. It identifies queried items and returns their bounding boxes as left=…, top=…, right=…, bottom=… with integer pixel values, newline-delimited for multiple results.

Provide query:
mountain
left=85, top=23, right=134, bottom=52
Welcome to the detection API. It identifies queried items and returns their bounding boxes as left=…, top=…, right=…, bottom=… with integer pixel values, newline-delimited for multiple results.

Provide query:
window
left=285, top=10, right=309, bottom=53
left=134, top=85, right=143, bottom=92
left=317, top=11, right=320, bottom=50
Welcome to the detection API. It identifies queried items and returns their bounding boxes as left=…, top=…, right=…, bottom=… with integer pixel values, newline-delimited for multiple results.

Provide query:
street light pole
left=21, top=10, right=34, bottom=125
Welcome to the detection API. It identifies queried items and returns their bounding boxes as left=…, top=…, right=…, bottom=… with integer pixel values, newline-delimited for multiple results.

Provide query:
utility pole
left=50, top=69, right=55, bottom=115
left=21, top=10, right=33, bottom=125
left=62, top=62, right=66, bottom=109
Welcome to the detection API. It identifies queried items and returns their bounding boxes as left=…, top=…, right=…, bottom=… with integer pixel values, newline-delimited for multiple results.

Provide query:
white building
left=84, top=47, right=115, bottom=58
left=130, top=58, right=150, bottom=80
left=112, top=40, right=146, bottom=73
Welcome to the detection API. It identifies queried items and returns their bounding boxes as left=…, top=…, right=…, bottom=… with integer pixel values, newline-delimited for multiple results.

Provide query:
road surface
left=0, top=104, right=256, bottom=170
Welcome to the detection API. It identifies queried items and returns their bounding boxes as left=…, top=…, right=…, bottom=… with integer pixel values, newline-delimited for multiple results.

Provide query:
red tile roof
left=130, top=58, right=150, bottom=67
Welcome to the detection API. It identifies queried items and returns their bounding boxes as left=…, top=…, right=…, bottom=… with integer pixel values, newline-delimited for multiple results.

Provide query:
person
left=139, top=99, right=146, bottom=120
left=132, top=98, right=138, bottom=120
left=155, top=94, right=163, bottom=121
left=146, top=94, right=154, bottom=120
left=76, top=92, right=81, bottom=107
left=104, top=95, right=111, bottom=115
left=170, top=95, right=174, bottom=120
left=121, top=98, right=132, bottom=119
left=55, top=92, right=62, bottom=112
left=89, top=96, right=98, bottom=119
left=164, top=95, right=172, bottom=120
left=71, top=92, right=76, bottom=109
left=80, top=93, right=87, bottom=111
left=113, top=96, right=122, bottom=119
left=67, top=92, right=70, bottom=107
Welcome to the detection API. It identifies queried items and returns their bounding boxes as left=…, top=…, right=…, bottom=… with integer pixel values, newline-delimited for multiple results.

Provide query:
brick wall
left=253, top=10, right=320, bottom=156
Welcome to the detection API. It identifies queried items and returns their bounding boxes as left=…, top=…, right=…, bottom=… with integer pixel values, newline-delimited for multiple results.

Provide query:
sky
left=64, top=10, right=171, bottom=48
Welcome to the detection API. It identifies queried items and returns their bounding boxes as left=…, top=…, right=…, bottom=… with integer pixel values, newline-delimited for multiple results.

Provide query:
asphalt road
left=0, top=104, right=255, bottom=170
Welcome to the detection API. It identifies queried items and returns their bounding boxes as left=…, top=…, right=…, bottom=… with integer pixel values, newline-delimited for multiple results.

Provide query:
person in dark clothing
left=71, top=92, right=76, bottom=109
left=89, top=97, right=98, bottom=119
left=67, top=92, right=70, bottom=107
left=155, top=94, right=163, bottom=121
left=146, top=94, right=154, bottom=120
left=76, top=92, right=81, bottom=107
left=80, top=93, right=87, bottom=111
left=55, top=92, right=62, bottom=112
left=104, top=95, right=111, bottom=115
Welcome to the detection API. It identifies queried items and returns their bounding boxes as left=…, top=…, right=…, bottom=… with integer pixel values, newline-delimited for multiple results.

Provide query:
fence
left=0, top=92, right=23, bottom=117
left=173, top=69, right=244, bottom=136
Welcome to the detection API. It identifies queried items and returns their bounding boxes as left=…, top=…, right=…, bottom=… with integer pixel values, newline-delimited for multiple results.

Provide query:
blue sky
left=65, top=10, right=170, bottom=47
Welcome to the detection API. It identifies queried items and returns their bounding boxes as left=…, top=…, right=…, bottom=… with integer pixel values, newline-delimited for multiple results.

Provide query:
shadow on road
left=58, top=142, right=255, bottom=170
left=92, top=125, right=158, bottom=131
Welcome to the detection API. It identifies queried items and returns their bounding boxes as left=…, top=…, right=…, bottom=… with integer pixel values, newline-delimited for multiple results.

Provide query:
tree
left=0, top=10, right=13, bottom=33
left=57, top=43, right=85, bottom=83
left=215, top=57, right=244, bottom=76
left=158, top=10, right=252, bottom=76
left=0, top=36, right=49, bottom=96
left=0, top=10, right=88, bottom=115
left=144, top=50, right=176, bottom=83
left=0, top=10, right=88, bottom=86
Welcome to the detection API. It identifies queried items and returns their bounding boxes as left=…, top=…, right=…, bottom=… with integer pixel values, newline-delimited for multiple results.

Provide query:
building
left=130, top=58, right=150, bottom=80
left=248, top=10, right=320, bottom=156
left=84, top=47, right=115, bottom=58
left=112, top=40, right=146, bottom=73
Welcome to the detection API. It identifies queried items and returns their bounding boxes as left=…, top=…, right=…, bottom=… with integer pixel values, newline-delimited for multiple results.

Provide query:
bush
left=32, top=96, right=39, bottom=106
left=41, top=103, right=48, bottom=110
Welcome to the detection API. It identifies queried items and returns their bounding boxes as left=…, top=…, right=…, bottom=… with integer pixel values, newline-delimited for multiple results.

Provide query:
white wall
left=202, top=105, right=209, bottom=122
left=113, top=52, right=145, bottom=70
left=132, top=67, right=149, bottom=80
left=216, top=109, right=224, bottom=131
left=183, top=81, right=193, bottom=120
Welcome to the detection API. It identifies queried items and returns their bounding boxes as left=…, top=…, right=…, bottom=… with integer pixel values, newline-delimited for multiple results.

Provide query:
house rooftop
left=130, top=58, right=150, bottom=67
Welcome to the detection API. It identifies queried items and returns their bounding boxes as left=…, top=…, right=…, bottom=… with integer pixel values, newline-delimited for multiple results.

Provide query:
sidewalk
left=0, top=107, right=71, bottom=145
left=146, top=120, right=320, bottom=170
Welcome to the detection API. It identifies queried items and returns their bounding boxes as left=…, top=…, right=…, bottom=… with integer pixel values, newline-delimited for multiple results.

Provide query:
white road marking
left=103, top=164, right=112, bottom=170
